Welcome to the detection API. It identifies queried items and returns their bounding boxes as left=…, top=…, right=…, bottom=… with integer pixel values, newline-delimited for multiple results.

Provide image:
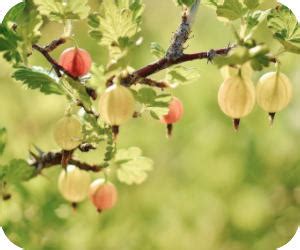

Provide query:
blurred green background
left=1, top=0, right=300, bottom=249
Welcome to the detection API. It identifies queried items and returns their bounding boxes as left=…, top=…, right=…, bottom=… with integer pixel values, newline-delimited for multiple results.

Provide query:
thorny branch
left=28, top=1, right=277, bottom=172
left=29, top=147, right=104, bottom=173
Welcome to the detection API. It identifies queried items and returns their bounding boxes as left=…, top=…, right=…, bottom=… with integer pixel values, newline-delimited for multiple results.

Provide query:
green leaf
left=0, top=24, right=22, bottom=64
left=2, top=2, right=25, bottom=26
left=0, top=1, right=42, bottom=64
left=243, top=0, right=259, bottom=10
left=0, top=159, right=35, bottom=184
left=214, top=46, right=250, bottom=66
left=245, top=10, right=268, bottom=35
left=88, top=64, right=106, bottom=91
left=16, top=1, right=43, bottom=61
left=115, top=147, right=153, bottom=185
left=132, top=88, right=171, bottom=119
left=150, top=42, right=166, bottom=59
left=134, top=88, right=157, bottom=104
left=166, top=65, right=201, bottom=85
left=34, top=0, right=90, bottom=22
left=12, top=67, right=63, bottom=95
left=216, top=0, right=247, bottom=21
left=0, top=127, right=7, bottom=156
left=88, top=0, right=144, bottom=66
left=267, top=5, right=300, bottom=54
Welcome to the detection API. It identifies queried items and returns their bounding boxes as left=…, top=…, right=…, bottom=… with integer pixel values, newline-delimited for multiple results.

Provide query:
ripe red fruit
left=89, top=179, right=118, bottom=212
left=59, top=47, right=92, bottom=77
left=160, top=97, right=184, bottom=124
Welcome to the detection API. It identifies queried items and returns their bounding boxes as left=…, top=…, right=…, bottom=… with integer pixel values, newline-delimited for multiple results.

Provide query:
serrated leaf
left=245, top=10, right=268, bottom=35
left=115, top=147, right=153, bottom=185
left=88, top=0, right=144, bottom=66
left=166, top=65, right=201, bottom=85
left=0, top=24, right=22, bottom=64
left=267, top=5, right=300, bottom=54
left=34, top=0, right=90, bottom=22
left=0, top=159, right=35, bottom=184
left=150, top=42, right=166, bottom=59
left=12, top=66, right=63, bottom=95
left=0, top=1, right=42, bottom=64
left=0, top=127, right=7, bottom=156
left=216, top=0, right=247, bottom=21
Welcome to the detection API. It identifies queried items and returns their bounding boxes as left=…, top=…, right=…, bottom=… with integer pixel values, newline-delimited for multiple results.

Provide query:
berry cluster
left=53, top=48, right=185, bottom=211
left=218, top=63, right=292, bottom=129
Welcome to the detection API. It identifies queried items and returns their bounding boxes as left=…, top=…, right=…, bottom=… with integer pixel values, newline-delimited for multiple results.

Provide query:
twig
left=44, top=38, right=67, bottom=52
left=30, top=150, right=105, bottom=172
left=32, top=44, right=77, bottom=80
left=166, top=0, right=201, bottom=60
left=119, top=46, right=233, bottom=87
left=138, top=78, right=169, bottom=88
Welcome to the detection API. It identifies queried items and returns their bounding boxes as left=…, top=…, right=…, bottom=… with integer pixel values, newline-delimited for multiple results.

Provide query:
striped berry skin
left=58, top=165, right=91, bottom=204
left=89, top=179, right=118, bottom=212
left=160, top=97, right=184, bottom=124
left=53, top=116, right=83, bottom=151
left=98, top=84, right=135, bottom=126
left=59, top=47, right=92, bottom=77
left=256, top=72, right=292, bottom=113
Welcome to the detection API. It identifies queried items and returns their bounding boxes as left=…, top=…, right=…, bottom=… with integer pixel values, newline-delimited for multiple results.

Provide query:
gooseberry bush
left=0, top=0, right=299, bottom=213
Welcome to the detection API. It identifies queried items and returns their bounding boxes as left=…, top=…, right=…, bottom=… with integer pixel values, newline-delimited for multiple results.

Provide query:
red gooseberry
left=161, top=97, right=184, bottom=124
left=59, top=47, right=92, bottom=77
left=89, top=179, right=118, bottom=212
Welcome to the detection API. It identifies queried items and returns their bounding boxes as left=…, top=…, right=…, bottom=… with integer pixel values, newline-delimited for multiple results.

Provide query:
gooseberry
left=256, top=72, right=292, bottom=122
left=160, top=97, right=184, bottom=124
left=218, top=75, right=256, bottom=130
left=58, top=165, right=91, bottom=205
left=220, top=62, right=253, bottom=80
left=98, top=84, right=135, bottom=135
left=89, top=179, right=118, bottom=212
left=53, top=116, right=83, bottom=150
left=59, top=47, right=92, bottom=77
left=160, top=97, right=184, bottom=137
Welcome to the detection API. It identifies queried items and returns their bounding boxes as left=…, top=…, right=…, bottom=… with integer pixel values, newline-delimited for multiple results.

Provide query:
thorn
left=112, top=125, right=119, bottom=141
left=33, top=144, right=44, bottom=156
left=29, top=150, right=39, bottom=160
left=269, top=112, right=276, bottom=126
left=166, top=124, right=173, bottom=138
left=233, top=119, right=240, bottom=131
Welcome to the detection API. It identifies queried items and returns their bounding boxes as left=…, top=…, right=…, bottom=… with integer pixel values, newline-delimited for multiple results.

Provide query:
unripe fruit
left=98, top=84, right=135, bottom=126
left=256, top=72, right=292, bottom=114
left=58, top=165, right=91, bottom=204
left=59, top=47, right=92, bottom=77
left=218, top=76, right=256, bottom=129
left=160, top=97, right=184, bottom=124
left=54, top=116, right=83, bottom=150
left=220, top=63, right=253, bottom=80
left=89, top=179, right=118, bottom=212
